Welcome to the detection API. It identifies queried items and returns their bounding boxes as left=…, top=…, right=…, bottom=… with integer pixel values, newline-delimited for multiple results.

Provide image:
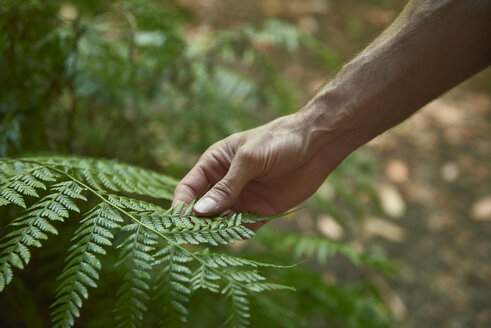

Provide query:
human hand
left=172, top=113, right=349, bottom=229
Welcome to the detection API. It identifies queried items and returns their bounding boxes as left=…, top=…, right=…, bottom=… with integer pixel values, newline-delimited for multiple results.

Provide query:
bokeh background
left=1, top=0, right=490, bottom=327
left=189, top=1, right=491, bottom=327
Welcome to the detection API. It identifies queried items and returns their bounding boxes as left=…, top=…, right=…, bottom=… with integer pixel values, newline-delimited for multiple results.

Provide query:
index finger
left=172, top=151, right=230, bottom=208
left=172, top=164, right=210, bottom=208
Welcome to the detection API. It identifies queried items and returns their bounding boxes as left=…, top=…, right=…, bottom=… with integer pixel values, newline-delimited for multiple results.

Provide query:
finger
left=194, top=151, right=257, bottom=215
left=172, top=165, right=209, bottom=208
left=172, top=149, right=231, bottom=208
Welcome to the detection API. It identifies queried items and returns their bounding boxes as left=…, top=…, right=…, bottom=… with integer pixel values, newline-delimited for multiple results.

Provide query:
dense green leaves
left=0, top=0, right=337, bottom=169
left=0, top=156, right=288, bottom=327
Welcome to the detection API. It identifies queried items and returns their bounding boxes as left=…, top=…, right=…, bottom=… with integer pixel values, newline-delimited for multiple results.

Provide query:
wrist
left=295, top=84, right=367, bottom=162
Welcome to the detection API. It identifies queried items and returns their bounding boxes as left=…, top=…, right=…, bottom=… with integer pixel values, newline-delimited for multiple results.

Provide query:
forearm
left=299, top=0, right=491, bottom=157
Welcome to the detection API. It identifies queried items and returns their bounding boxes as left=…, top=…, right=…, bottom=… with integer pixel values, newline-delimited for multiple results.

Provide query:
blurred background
left=1, top=0, right=490, bottom=327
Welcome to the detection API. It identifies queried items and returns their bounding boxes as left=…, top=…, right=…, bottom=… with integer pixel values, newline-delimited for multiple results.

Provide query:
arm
left=301, top=0, right=491, bottom=158
left=172, top=0, right=491, bottom=222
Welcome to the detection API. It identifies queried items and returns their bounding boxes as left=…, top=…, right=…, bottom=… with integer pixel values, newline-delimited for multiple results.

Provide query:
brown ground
left=367, top=88, right=491, bottom=328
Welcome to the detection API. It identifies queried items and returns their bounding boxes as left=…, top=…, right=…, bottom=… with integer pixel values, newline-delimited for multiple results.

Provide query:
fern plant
left=256, top=229, right=397, bottom=275
left=0, top=156, right=291, bottom=328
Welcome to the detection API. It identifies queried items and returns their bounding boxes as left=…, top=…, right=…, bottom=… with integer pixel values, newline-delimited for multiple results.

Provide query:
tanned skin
left=172, top=0, right=491, bottom=229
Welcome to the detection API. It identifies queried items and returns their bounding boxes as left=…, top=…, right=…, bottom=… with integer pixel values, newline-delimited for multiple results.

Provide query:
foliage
left=0, top=0, right=395, bottom=327
left=256, top=229, right=397, bottom=275
left=0, top=156, right=291, bottom=328
left=0, top=0, right=339, bottom=174
left=246, top=265, right=393, bottom=328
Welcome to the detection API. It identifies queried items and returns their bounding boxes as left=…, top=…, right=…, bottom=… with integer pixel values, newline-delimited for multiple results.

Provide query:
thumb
left=193, top=152, right=256, bottom=216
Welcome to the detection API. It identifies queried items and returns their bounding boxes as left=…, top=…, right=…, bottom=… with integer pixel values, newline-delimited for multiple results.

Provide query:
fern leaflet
left=0, top=181, right=84, bottom=291
left=51, top=203, right=124, bottom=328
left=114, top=223, right=158, bottom=328
left=154, top=245, right=193, bottom=326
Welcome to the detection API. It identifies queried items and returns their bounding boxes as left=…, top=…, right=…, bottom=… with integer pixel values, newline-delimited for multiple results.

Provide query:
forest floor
left=181, top=0, right=491, bottom=327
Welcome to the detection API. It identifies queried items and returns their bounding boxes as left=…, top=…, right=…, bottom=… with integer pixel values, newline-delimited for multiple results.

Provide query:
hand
left=172, top=113, right=347, bottom=228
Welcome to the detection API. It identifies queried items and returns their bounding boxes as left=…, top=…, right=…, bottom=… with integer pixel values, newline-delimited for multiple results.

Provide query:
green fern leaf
left=107, top=194, right=165, bottom=212
left=140, top=209, right=256, bottom=246
left=114, top=223, right=158, bottom=328
left=29, top=157, right=177, bottom=200
left=190, top=264, right=221, bottom=293
left=0, top=187, right=26, bottom=208
left=51, top=203, right=123, bottom=328
left=258, top=230, right=397, bottom=275
left=229, top=270, right=265, bottom=283
left=223, top=282, right=250, bottom=328
left=153, top=245, right=192, bottom=326
left=245, top=282, right=295, bottom=292
left=0, top=181, right=83, bottom=292
left=199, top=251, right=290, bottom=269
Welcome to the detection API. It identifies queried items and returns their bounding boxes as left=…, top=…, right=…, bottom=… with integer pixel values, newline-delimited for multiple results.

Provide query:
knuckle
left=174, top=182, right=197, bottom=199
left=202, top=142, right=232, bottom=165
left=212, top=178, right=235, bottom=198
left=201, top=141, right=224, bottom=160
left=198, top=149, right=215, bottom=163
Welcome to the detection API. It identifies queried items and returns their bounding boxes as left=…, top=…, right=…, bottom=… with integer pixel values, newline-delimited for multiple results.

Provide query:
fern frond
left=199, top=249, right=291, bottom=269
left=0, top=187, right=26, bottom=208
left=51, top=203, right=123, bottom=328
left=153, top=245, right=193, bottom=326
left=114, top=223, right=158, bottom=328
left=137, top=210, right=256, bottom=246
left=166, top=217, right=255, bottom=246
left=0, top=162, right=58, bottom=208
left=0, top=181, right=84, bottom=291
left=258, top=230, right=397, bottom=275
left=109, top=194, right=163, bottom=211
left=228, top=270, right=265, bottom=283
left=0, top=156, right=292, bottom=327
left=245, top=282, right=294, bottom=292
left=190, top=264, right=221, bottom=293
left=223, top=282, right=250, bottom=328
left=23, top=157, right=177, bottom=200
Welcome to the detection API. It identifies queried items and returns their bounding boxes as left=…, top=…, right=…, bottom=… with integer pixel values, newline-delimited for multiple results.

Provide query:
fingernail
left=194, top=197, right=217, bottom=214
